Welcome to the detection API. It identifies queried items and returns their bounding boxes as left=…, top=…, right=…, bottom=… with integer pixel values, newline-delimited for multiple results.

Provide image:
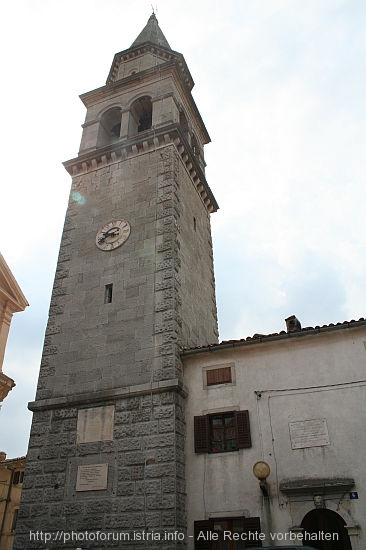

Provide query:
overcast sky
left=1, top=0, right=365, bottom=458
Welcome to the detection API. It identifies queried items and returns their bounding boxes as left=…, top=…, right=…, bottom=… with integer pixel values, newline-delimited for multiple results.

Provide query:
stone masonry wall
left=16, top=141, right=217, bottom=549
left=15, top=391, right=185, bottom=549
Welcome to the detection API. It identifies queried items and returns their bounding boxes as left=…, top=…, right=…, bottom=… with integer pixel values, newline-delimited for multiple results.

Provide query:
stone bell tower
left=15, top=14, right=218, bottom=549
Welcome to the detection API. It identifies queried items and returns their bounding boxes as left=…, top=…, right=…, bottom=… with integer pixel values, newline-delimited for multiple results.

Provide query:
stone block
left=117, top=496, right=144, bottom=511
left=53, top=407, right=77, bottom=419
left=145, top=463, right=175, bottom=478
left=145, top=434, right=175, bottom=448
left=20, top=488, right=44, bottom=503
left=39, top=365, right=56, bottom=378
left=117, top=481, right=135, bottom=496
left=122, top=451, right=145, bottom=466
left=161, top=509, right=176, bottom=527
left=135, top=479, right=161, bottom=494
left=153, top=405, right=175, bottom=419
left=116, top=437, right=142, bottom=451
left=43, top=460, right=68, bottom=473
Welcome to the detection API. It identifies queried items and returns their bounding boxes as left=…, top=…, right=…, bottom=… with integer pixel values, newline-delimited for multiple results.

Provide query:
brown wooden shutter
left=243, top=516, right=261, bottom=547
left=235, top=410, right=252, bottom=448
left=206, top=366, right=232, bottom=385
left=194, top=415, right=210, bottom=453
left=194, top=520, right=211, bottom=550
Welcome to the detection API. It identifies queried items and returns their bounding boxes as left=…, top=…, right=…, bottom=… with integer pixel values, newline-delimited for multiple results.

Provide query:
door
left=301, top=508, right=352, bottom=550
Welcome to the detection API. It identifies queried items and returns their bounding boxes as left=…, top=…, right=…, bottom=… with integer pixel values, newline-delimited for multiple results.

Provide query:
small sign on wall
left=76, top=463, right=108, bottom=491
left=289, top=418, right=330, bottom=450
left=77, top=405, right=115, bottom=443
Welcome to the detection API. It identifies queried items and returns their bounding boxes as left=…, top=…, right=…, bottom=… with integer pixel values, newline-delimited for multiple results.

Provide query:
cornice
left=63, top=124, right=218, bottom=213
left=28, top=378, right=187, bottom=412
left=106, top=43, right=193, bottom=90
left=82, top=59, right=191, bottom=108
left=0, top=371, right=15, bottom=400
left=0, top=253, right=28, bottom=313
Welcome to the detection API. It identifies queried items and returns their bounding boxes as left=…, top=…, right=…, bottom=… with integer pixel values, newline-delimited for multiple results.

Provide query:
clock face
left=96, top=219, right=131, bottom=251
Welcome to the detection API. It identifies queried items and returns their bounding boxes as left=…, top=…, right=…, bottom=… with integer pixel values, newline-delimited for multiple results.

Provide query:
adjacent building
left=0, top=253, right=28, bottom=408
left=183, top=315, right=366, bottom=549
left=0, top=453, right=26, bottom=550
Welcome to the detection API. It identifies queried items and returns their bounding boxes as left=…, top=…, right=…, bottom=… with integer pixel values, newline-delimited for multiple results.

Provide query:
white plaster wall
left=183, top=327, right=366, bottom=548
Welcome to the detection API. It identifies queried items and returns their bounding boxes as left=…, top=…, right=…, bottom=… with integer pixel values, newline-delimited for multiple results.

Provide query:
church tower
left=15, top=14, right=218, bottom=548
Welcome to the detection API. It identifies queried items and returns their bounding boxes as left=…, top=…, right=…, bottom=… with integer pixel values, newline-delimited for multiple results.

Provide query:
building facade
left=15, top=14, right=218, bottom=550
left=0, top=253, right=28, bottom=407
left=183, top=317, right=366, bottom=549
left=0, top=453, right=26, bottom=550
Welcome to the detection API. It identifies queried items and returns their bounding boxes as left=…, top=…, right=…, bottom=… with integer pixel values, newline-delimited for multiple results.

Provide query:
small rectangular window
left=206, top=366, right=232, bottom=386
left=104, top=284, right=113, bottom=304
left=13, top=471, right=24, bottom=485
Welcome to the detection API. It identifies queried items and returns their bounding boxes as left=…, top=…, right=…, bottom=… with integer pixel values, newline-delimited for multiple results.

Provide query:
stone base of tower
left=14, top=388, right=186, bottom=549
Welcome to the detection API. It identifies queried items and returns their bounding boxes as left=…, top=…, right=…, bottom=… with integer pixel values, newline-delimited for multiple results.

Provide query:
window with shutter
left=194, top=516, right=262, bottom=549
left=243, top=516, right=262, bottom=546
left=194, top=520, right=211, bottom=550
left=194, top=411, right=251, bottom=453
left=194, top=415, right=210, bottom=453
left=236, top=410, right=252, bottom=449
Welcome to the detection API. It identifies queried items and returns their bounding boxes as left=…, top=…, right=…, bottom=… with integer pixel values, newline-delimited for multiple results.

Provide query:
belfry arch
left=97, top=107, right=122, bottom=147
left=129, top=96, right=152, bottom=135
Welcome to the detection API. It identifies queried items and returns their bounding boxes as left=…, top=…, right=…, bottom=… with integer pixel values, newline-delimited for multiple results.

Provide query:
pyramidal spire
left=131, top=13, right=171, bottom=49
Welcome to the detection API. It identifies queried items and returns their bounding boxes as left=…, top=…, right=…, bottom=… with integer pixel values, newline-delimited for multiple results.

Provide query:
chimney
left=0, top=451, right=7, bottom=462
left=285, top=315, right=301, bottom=333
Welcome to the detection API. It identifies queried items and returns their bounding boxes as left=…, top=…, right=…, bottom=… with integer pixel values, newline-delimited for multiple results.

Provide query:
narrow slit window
left=104, top=284, right=113, bottom=304
left=193, top=217, right=197, bottom=231
left=11, top=509, right=18, bottom=532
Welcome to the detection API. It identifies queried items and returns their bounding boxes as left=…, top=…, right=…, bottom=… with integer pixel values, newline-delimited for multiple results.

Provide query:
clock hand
left=98, top=229, right=120, bottom=244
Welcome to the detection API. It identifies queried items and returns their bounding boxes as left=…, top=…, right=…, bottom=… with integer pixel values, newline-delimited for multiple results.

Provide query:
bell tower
left=15, top=14, right=218, bottom=549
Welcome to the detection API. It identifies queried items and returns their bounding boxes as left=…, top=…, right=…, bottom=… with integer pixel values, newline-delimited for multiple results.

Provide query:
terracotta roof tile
left=182, top=317, right=366, bottom=355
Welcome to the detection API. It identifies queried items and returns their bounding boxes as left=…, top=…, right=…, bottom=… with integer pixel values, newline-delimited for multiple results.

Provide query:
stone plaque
left=76, top=463, right=108, bottom=491
left=77, top=405, right=114, bottom=443
left=289, top=418, right=330, bottom=450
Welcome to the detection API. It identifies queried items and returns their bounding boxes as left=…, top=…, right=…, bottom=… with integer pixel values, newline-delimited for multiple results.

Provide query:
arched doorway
left=301, top=508, right=352, bottom=550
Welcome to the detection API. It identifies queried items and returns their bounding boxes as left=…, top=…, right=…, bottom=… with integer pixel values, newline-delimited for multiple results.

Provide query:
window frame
left=12, top=470, right=24, bottom=485
left=206, top=366, right=232, bottom=386
left=203, top=363, right=235, bottom=389
left=194, top=410, right=251, bottom=454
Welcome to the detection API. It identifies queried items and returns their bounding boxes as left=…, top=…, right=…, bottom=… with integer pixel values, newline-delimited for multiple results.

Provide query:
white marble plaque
left=76, top=463, right=108, bottom=491
left=289, top=418, right=330, bottom=449
left=77, top=405, right=114, bottom=443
